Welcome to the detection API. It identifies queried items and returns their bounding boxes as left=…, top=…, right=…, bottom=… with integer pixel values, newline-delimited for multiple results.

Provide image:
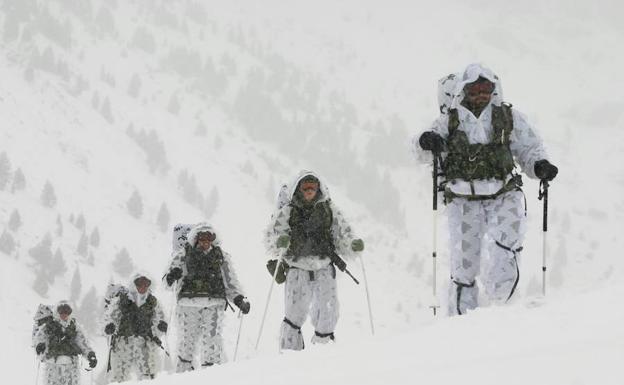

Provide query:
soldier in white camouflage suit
left=265, top=171, right=364, bottom=350
left=164, top=223, right=250, bottom=372
left=34, top=301, right=97, bottom=385
left=414, top=63, right=559, bottom=315
left=103, top=273, right=167, bottom=382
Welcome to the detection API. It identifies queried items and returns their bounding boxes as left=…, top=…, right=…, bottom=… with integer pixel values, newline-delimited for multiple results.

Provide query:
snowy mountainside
left=1, top=0, right=623, bottom=384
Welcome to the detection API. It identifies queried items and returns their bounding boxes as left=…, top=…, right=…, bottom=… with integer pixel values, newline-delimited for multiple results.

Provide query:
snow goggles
left=197, top=231, right=216, bottom=242
left=299, top=182, right=319, bottom=192
left=57, top=304, right=72, bottom=315
left=134, top=276, right=152, bottom=288
left=464, top=81, right=494, bottom=97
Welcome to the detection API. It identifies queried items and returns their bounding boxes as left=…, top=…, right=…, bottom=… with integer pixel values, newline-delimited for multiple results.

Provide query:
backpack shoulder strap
left=492, top=103, right=514, bottom=145
left=448, top=108, right=460, bottom=137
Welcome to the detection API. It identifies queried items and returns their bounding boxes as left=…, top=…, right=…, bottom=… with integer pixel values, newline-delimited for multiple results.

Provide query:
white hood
left=185, top=222, right=221, bottom=248
left=449, top=63, right=504, bottom=109
left=128, top=271, right=153, bottom=307
left=286, top=170, right=331, bottom=206
left=52, top=300, right=75, bottom=326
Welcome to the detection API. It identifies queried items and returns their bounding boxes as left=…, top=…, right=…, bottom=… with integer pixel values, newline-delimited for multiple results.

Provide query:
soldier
left=164, top=223, right=250, bottom=372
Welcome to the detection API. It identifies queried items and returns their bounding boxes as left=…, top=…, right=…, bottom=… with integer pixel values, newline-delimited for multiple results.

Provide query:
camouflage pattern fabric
left=175, top=305, right=225, bottom=372
left=42, top=356, right=80, bottom=385
left=280, top=265, right=338, bottom=350
left=447, top=190, right=526, bottom=315
left=109, top=336, right=159, bottom=382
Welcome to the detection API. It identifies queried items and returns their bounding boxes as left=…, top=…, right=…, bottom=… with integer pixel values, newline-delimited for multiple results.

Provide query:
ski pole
left=35, top=360, right=40, bottom=385
left=255, top=254, right=284, bottom=350
left=539, top=179, right=549, bottom=296
left=152, top=337, right=171, bottom=357
left=359, top=254, right=375, bottom=335
left=233, top=310, right=244, bottom=361
left=430, top=152, right=442, bottom=316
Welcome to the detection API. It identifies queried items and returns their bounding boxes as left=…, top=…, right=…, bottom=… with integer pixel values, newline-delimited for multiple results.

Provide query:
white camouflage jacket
left=265, top=170, right=358, bottom=271
left=164, top=223, right=245, bottom=307
left=413, top=63, right=549, bottom=196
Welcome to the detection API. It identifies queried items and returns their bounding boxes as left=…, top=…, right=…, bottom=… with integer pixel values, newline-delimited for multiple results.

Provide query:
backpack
left=32, top=304, right=53, bottom=346
left=172, top=223, right=195, bottom=252
left=437, top=72, right=461, bottom=115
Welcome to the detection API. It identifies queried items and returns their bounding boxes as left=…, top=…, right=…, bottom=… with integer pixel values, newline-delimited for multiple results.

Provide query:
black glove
left=87, top=351, right=97, bottom=368
left=35, top=343, right=46, bottom=355
left=233, top=295, right=251, bottom=314
left=157, top=321, right=168, bottom=333
left=166, top=267, right=183, bottom=286
left=104, top=323, right=116, bottom=335
left=419, top=131, right=445, bottom=153
left=534, top=159, right=558, bottom=181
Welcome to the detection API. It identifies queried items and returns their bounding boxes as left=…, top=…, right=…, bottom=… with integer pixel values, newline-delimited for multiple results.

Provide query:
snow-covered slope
left=1, top=0, right=622, bottom=384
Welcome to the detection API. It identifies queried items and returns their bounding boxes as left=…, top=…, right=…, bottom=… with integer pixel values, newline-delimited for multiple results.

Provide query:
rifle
left=330, top=252, right=360, bottom=285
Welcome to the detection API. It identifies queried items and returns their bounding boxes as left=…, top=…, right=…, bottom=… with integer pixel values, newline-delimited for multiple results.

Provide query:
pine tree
left=0, top=230, right=15, bottom=255
left=70, top=267, right=82, bottom=302
left=127, top=190, right=143, bottom=219
left=29, top=233, right=53, bottom=266
left=55, top=215, right=63, bottom=237
left=76, top=232, right=88, bottom=258
left=128, top=73, right=141, bottom=98
left=8, top=209, right=22, bottom=232
left=78, top=287, right=98, bottom=334
left=100, top=96, right=114, bottom=124
left=33, top=268, right=49, bottom=297
left=113, top=248, right=134, bottom=278
left=11, top=168, right=25, bottom=192
left=157, top=202, right=170, bottom=233
left=40, top=181, right=57, bottom=208
left=0, top=151, right=11, bottom=190
left=75, top=213, right=86, bottom=231
left=89, top=227, right=100, bottom=247
left=204, top=186, right=219, bottom=217
left=51, top=248, right=67, bottom=278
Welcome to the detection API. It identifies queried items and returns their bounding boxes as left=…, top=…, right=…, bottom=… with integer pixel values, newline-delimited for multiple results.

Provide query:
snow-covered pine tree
left=89, top=227, right=100, bottom=247
left=75, top=213, right=86, bottom=231
left=113, top=248, right=134, bottom=278
left=33, top=268, right=49, bottom=297
left=40, top=180, right=57, bottom=208
left=51, top=248, right=67, bottom=279
left=69, top=267, right=82, bottom=302
left=127, top=189, right=143, bottom=219
left=100, top=96, right=114, bottom=123
left=78, top=287, right=98, bottom=334
left=0, top=230, right=16, bottom=255
left=8, top=209, right=22, bottom=232
left=0, top=151, right=11, bottom=190
left=128, top=73, right=141, bottom=98
left=11, top=168, right=26, bottom=192
left=203, top=186, right=219, bottom=217
left=55, top=215, right=63, bottom=237
left=76, top=232, right=88, bottom=258
left=28, top=233, right=53, bottom=267
left=157, top=202, right=170, bottom=233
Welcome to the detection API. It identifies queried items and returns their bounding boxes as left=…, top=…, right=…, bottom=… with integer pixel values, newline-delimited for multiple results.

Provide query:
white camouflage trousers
left=280, top=265, right=339, bottom=350
left=109, top=336, right=159, bottom=382
left=176, top=305, right=224, bottom=372
left=447, top=190, right=526, bottom=315
left=43, top=356, right=80, bottom=385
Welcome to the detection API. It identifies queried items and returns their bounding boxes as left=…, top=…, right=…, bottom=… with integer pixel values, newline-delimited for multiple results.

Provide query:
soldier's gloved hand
left=104, top=323, right=116, bottom=335
left=276, top=235, right=290, bottom=249
left=157, top=321, right=168, bottom=333
left=35, top=343, right=46, bottom=355
left=87, top=351, right=97, bottom=368
left=351, top=239, right=364, bottom=252
left=166, top=267, right=183, bottom=286
left=419, top=131, right=445, bottom=152
left=534, top=159, right=558, bottom=181
left=233, top=295, right=251, bottom=314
